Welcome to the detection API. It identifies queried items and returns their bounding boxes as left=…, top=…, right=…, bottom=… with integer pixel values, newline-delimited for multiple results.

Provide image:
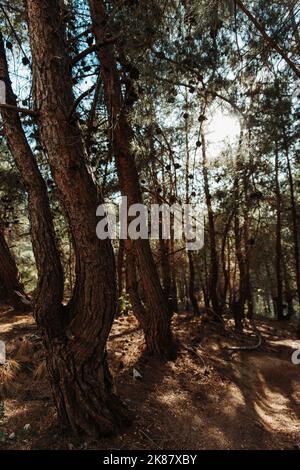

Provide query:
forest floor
left=0, top=307, right=299, bottom=450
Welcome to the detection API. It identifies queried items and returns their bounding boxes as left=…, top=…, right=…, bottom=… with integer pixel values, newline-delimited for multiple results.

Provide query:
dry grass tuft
left=0, top=359, right=21, bottom=397
left=15, top=339, right=34, bottom=363
left=33, top=360, right=47, bottom=381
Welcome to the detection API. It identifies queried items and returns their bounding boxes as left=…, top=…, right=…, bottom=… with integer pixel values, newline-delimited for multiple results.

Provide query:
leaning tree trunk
left=88, top=0, right=175, bottom=358
left=25, top=0, right=129, bottom=435
left=0, top=227, right=30, bottom=311
left=0, top=32, right=63, bottom=329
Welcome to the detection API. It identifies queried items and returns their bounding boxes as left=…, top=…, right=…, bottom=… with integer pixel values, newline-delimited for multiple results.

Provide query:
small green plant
left=118, top=293, right=131, bottom=316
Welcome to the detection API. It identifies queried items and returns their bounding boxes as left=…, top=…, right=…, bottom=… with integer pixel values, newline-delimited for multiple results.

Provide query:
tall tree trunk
left=284, top=140, right=300, bottom=328
left=187, top=251, right=199, bottom=314
left=117, top=239, right=125, bottom=315
left=184, top=92, right=199, bottom=315
left=0, top=227, right=30, bottom=311
left=25, top=0, right=128, bottom=435
left=125, top=240, right=146, bottom=326
left=285, top=140, right=300, bottom=314
left=233, top=212, right=246, bottom=331
left=282, top=256, right=294, bottom=320
left=203, top=244, right=210, bottom=308
left=279, top=102, right=300, bottom=329
left=170, top=236, right=178, bottom=312
left=220, top=211, right=235, bottom=310
left=231, top=128, right=248, bottom=328
left=201, top=129, right=220, bottom=316
left=159, top=238, right=173, bottom=315
left=88, top=0, right=175, bottom=358
left=274, top=142, right=284, bottom=321
left=242, top=169, right=254, bottom=319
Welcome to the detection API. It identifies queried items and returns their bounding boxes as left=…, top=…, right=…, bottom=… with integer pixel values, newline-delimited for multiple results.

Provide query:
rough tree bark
left=24, top=0, right=129, bottom=435
left=88, top=0, right=175, bottom=358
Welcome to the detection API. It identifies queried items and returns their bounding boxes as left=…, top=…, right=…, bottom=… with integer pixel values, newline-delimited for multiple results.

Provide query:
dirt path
left=0, top=307, right=299, bottom=450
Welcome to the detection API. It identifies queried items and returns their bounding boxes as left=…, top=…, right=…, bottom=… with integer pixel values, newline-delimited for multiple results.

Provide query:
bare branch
left=235, top=0, right=300, bottom=79
left=71, top=37, right=119, bottom=66
left=0, top=102, right=36, bottom=116
left=69, top=84, right=96, bottom=118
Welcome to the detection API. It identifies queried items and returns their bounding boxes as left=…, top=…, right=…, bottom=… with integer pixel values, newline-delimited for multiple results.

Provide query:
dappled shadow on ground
left=0, top=307, right=299, bottom=450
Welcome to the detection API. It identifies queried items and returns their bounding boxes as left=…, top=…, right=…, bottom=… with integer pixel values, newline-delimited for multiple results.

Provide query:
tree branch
left=71, top=36, right=119, bottom=66
left=235, top=0, right=300, bottom=79
left=0, top=102, right=37, bottom=116
left=69, top=84, right=96, bottom=118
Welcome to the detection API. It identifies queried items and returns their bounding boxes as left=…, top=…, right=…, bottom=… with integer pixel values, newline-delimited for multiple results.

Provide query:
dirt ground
left=0, top=306, right=299, bottom=450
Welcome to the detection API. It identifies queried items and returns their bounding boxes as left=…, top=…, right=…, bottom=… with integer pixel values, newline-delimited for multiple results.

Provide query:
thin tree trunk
left=233, top=212, right=246, bottom=331
left=25, top=0, right=129, bottom=435
left=284, top=140, right=300, bottom=327
left=201, top=129, right=220, bottom=316
left=227, top=237, right=232, bottom=306
left=159, top=238, right=173, bottom=315
left=170, top=235, right=178, bottom=312
left=117, top=239, right=125, bottom=315
left=184, top=92, right=199, bottom=315
left=125, top=240, right=146, bottom=326
left=242, top=169, right=254, bottom=319
left=187, top=251, right=199, bottom=314
left=283, top=255, right=294, bottom=320
left=278, top=99, right=300, bottom=329
left=221, top=210, right=235, bottom=309
left=0, top=227, right=30, bottom=311
left=203, top=243, right=210, bottom=308
left=285, top=145, right=300, bottom=336
left=274, top=142, right=284, bottom=321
